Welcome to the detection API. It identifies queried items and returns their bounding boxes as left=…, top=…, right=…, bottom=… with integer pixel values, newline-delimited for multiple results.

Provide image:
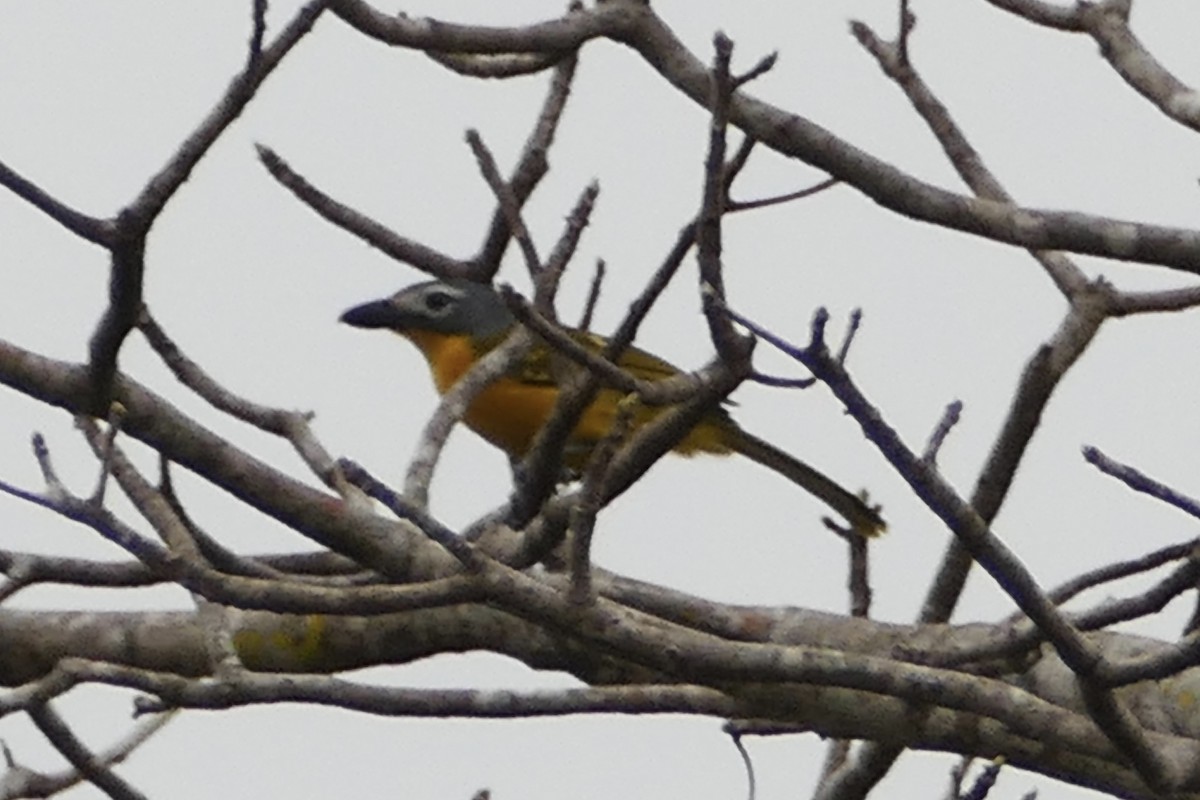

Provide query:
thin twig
left=1083, top=446, right=1200, bottom=520
left=578, top=259, right=606, bottom=331
left=727, top=177, right=839, bottom=213
left=473, top=50, right=578, bottom=273
left=568, top=395, right=637, bottom=604
left=733, top=51, right=777, bottom=89
left=403, top=327, right=533, bottom=508
left=249, top=0, right=268, bottom=68
left=0, top=159, right=111, bottom=245
left=343, top=459, right=480, bottom=569
left=696, top=33, right=747, bottom=362
left=835, top=309, right=863, bottom=366
left=748, top=372, right=815, bottom=389
left=31, top=433, right=67, bottom=501
left=922, top=401, right=963, bottom=465
left=86, top=0, right=329, bottom=412
left=845, top=533, right=871, bottom=618
left=89, top=403, right=126, bottom=505
left=817, top=739, right=854, bottom=792
left=28, top=703, right=149, bottom=800
left=961, top=758, right=1003, bottom=800
left=850, top=17, right=1085, bottom=296
left=727, top=728, right=757, bottom=800
left=897, top=0, right=913, bottom=67
left=503, top=290, right=713, bottom=404
left=257, top=144, right=474, bottom=279
left=721, top=300, right=1176, bottom=792
left=506, top=220, right=697, bottom=552
left=466, top=129, right=542, bottom=279
left=536, top=180, right=600, bottom=315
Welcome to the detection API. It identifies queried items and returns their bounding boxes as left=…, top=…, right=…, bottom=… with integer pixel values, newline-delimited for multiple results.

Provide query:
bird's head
left=340, top=279, right=515, bottom=342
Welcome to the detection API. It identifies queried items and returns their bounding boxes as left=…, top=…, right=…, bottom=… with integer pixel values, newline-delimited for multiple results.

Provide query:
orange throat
left=402, top=330, right=478, bottom=394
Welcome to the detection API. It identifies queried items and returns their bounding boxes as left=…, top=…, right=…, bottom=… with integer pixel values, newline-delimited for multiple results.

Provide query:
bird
left=340, top=278, right=884, bottom=535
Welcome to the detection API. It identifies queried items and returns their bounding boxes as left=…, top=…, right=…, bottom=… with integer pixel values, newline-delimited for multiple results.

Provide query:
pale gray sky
left=2, top=2, right=1199, bottom=798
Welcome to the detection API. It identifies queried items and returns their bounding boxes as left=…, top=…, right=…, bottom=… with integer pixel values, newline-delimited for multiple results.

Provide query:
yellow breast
left=401, top=330, right=552, bottom=456
left=401, top=330, right=731, bottom=466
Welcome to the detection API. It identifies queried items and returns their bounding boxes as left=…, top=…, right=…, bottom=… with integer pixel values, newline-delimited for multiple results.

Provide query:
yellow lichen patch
left=232, top=615, right=328, bottom=670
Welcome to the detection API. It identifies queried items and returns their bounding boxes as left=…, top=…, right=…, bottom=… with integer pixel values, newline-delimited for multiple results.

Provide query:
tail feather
left=728, top=428, right=885, bottom=536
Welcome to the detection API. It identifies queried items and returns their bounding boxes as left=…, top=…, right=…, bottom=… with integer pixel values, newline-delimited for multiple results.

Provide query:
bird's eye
left=424, top=291, right=453, bottom=312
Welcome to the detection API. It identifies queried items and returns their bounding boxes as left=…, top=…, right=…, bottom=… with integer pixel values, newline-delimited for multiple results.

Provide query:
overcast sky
left=3, top=2, right=1200, bottom=798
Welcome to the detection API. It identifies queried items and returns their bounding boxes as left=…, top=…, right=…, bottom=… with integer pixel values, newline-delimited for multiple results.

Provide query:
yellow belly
left=403, top=330, right=731, bottom=468
left=465, top=380, right=731, bottom=468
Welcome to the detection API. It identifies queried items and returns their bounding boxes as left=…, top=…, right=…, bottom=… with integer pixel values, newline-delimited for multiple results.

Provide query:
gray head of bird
left=340, top=279, right=516, bottom=340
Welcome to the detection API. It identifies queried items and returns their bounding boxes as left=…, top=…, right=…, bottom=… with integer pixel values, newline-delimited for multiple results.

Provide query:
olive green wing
left=501, top=329, right=686, bottom=387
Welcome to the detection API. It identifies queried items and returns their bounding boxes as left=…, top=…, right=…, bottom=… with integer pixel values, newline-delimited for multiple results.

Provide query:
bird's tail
left=728, top=428, right=885, bottom=537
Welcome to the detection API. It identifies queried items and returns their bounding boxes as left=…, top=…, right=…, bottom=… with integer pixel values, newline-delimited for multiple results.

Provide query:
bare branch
left=1046, top=540, right=1200, bottom=609
left=474, top=51, right=578, bottom=272
left=248, top=0, right=268, bottom=68
left=139, top=310, right=356, bottom=499
left=719, top=299, right=1178, bottom=790
left=0, top=339, right=456, bottom=582
left=0, top=711, right=173, bottom=800
left=696, top=32, right=747, bottom=362
left=85, top=0, right=329, bottom=412
left=466, top=129, right=542, bottom=280
left=921, top=289, right=1108, bottom=624
left=343, top=459, right=480, bottom=569
left=578, top=258, right=606, bottom=331
left=835, top=309, right=863, bottom=366
left=0, top=473, right=485, bottom=616
left=748, top=372, right=815, bottom=389
left=256, top=144, right=474, bottom=280
left=329, top=0, right=610, bottom=54
left=984, top=0, right=1200, bottom=135
left=569, top=394, right=636, bottom=604
left=538, top=181, right=600, bottom=314
left=28, top=703, right=149, bottom=800
left=502, top=289, right=714, bottom=405
left=733, top=50, right=777, bottom=90
left=0, top=159, right=112, bottom=246
left=726, top=728, right=757, bottom=800
left=978, top=0, right=1082, bottom=31
left=332, top=0, right=1200, bottom=273
left=126, top=0, right=328, bottom=227
left=922, top=400, right=963, bottom=465
left=1110, top=284, right=1200, bottom=315
left=726, top=177, right=839, bottom=214
left=896, top=0, right=914, bottom=66
left=962, top=758, right=1003, bottom=800
left=850, top=18, right=1086, bottom=297
left=1084, top=446, right=1200, bottom=520
left=402, top=326, right=533, bottom=508
left=815, top=744, right=901, bottom=800
left=87, top=403, right=125, bottom=505
left=84, top=661, right=741, bottom=721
